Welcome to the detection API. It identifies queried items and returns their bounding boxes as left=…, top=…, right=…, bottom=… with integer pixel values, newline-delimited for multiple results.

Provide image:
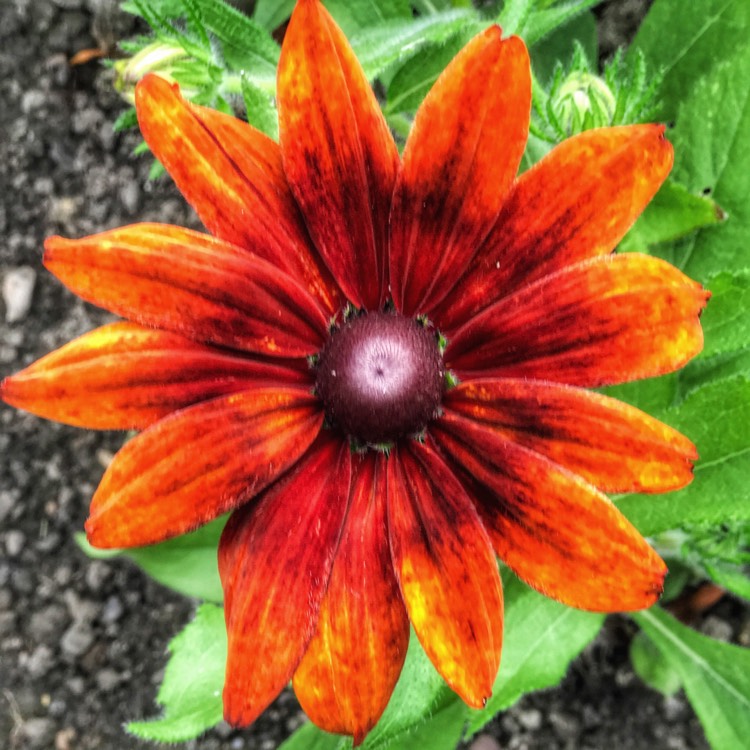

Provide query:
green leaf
left=253, top=0, right=294, bottom=31
left=278, top=723, right=349, bottom=750
left=241, top=75, right=279, bottom=140
left=385, top=30, right=474, bottom=114
left=280, top=631, right=462, bottom=750
left=529, top=9, right=597, bottom=84
left=350, top=9, right=480, bottom=80
left=325, top=0, right=412, bottom=37
left=704, top=562, right=750, bottom=602
left=664, top=43, right=750, bottom=281
left=361, top=630, right=456, bottom=749
left=524, top=0, right=604, bottom=46
left=633, top=607, right=750, bottom=750
left=630, top=631, right=683, bottom=696
left=631, top=0, right=750, bottom=122
left=496, top=0, right=534, bottom=36
left=466, top=572, right=604, bottom=735
left=618, top=376, right=750, bottom=536
left=619, top=180, right=726, bottom=253
left=76, top=516, right=227, bottom=602
left=701, top=270, right=750, bottom=359
left=190, top=0, right=279, bottom=75
left=128, top=604, right=226, bottom=742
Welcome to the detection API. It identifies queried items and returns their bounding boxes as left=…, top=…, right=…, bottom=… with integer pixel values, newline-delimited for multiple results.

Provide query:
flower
left=1, top=0, right=708, bottom=743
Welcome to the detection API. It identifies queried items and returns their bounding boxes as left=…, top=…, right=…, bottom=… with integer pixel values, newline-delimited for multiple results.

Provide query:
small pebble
left=21, top=717, right=56, bottom=749
left=470, top=735, right=502, bottom=750
left=518, top=707, right=543, bottom=731
left=5, top=529, right=25, bottom=557
left=701, top=615, right=733, bottom=642
left=26, top=644, right=55, bottom=678
left=3, top=266, right=37, bottom=322
left=60, top=621, right=95, bottom=658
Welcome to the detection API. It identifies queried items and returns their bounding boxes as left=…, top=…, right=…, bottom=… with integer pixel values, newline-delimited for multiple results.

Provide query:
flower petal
left=433, top=414, right=667, bottom=611
left=278, top=0, right=400, bottom=309
left=220, top=434, right=351, bottom=727
left=44, top=223, right=329, bottom=357
left=135, top=74, right=341, bottom=314
left=433, top=125, right=673, bottom=332
left=445, top=253, right=708, bottom=386
left=390, top=29, right=530, bottom=316
left=0, top=322, right=311, bottom=430
left=387, top=442, right=503, bottom=708
left=85, top=387, right=323, bottom=548
left=445, top=378, right=697, bottom=493
left=293, top=452, right=409, bottom=745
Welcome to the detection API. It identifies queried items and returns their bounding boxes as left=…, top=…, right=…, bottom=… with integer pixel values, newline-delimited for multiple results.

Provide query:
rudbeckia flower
left=1, top=0, right=708, bottom=743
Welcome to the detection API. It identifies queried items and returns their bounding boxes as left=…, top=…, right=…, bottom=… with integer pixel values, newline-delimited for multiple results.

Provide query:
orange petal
left=390, top=29, right=530, bottom=316
left=445, top=253, right=708, bottom=386
left=44, top=223, right=329, bottom=357
left=0, top=322, right=311, bottom=430
left=294, top=452, right=409, bottom=744
left=220, top=434, right=351, bottom=727
left=433, top=414, right=667, bottom=611
left=85, top=387, right=323, bottom=547
left=445, top=378, right=697, bottom=493
left=434, top=125, right=673, bottom=332
left=387, top=442, right=503, bottom=708
left=135, top=74, right=341, bottom=315
left=278, top=0, right=400, bottom=309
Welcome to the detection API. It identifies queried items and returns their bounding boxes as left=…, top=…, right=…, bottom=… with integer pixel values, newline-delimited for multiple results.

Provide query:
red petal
left=278, top=0, right=399, bottom=309
left=44, top=223, right=329, bottom=357
left=445, top=379, right=697, bottom=493
left=387, top=442, right=503, bottom=708
left=434, top=125, right=673, bottom=332
left=135, top=75, right=341, bottom=314
left=445, top=253, right=708, bottom=386
left=220, top=434, right=351, bottom=727
left=0, top=322, right=310, bottom=430
left=390, top=29, right=530, bottom=315
left=433, top=414, right=667, bottom=611
left=293, top=452, right=409, bottom=744
left=85, top=387, right=323, bottom=547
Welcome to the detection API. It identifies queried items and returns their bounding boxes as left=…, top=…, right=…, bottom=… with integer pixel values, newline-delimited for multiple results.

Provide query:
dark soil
left=0, top=1, right=744, bottom=749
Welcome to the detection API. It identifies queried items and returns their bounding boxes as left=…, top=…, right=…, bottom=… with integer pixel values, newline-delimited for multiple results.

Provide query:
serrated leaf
left=279, top=630, right=459, bottom=750
left=241, top=76, right=279, bottom=140
left=190, top=0, right=279, bottom=75
left=524, top=0, right=604, bottom=46
left=350, top=9, right=480, bottom=80
left=385, top=31, right=473, bottom=114
left=630, top=631, right=683, bottom=696
left=618, top=377, right=750, bottom=536
left=529, top=9, right=597, bottom=83
left=619, top=180, right=726, bottom=253
left=631, top=0, right=750, bottom=122
left=325, top=0, right=412, bottom=37
left=633, top=607, right=750, bottom=750
left=128, top=603, right=226, bottom=742
left=278, top=722, right=349, bottom=750
left=76, top=515, right=226, bottom=602
left=466, top=572, right=604, bottom=735
left=361, top=630, right=455, bottom=749
left=496, top=0, right=534, bottom=36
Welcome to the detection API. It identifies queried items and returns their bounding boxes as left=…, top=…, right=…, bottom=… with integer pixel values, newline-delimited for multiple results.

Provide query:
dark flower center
left=315, top=311, right=445, bottom=445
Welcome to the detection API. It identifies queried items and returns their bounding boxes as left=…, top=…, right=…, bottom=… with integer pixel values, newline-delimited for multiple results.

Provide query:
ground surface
left=0, top=1, right=744, bottom=749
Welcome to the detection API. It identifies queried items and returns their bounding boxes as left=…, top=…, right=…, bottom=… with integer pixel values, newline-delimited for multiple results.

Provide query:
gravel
left=0, top=1, right=745, bottom=749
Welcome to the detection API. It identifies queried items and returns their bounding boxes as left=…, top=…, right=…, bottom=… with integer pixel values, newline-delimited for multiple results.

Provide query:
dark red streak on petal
left=220, top=433, right=352, bottom=728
